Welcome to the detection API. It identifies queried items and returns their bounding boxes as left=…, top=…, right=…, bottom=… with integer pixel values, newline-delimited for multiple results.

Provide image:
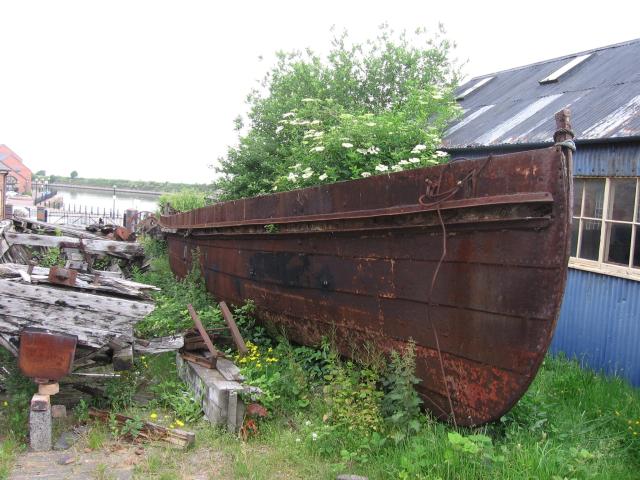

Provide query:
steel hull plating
left=161, top=146, right=571, bottom=426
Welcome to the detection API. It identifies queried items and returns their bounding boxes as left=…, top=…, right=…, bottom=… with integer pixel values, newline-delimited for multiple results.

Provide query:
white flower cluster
left=304, top=129, right=324, bottom=139
left=356, top=146, right=381, bottom=155
left=411, top=144, right=427, bottom=154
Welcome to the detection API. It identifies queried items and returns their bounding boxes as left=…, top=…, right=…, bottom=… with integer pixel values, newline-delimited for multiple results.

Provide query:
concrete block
left=30, top=394, right=52, bottom=451
left=176, top=353, right=246, bottom=432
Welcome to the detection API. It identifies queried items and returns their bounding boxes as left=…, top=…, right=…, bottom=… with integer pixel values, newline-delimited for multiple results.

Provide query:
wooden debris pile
left=0, top=218, right=156, bottom=372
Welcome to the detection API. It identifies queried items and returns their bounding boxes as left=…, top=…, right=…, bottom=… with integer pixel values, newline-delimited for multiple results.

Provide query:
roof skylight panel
left=539, top=54, right=591, bottom=84
left=455, top=76, right=494, bottom=100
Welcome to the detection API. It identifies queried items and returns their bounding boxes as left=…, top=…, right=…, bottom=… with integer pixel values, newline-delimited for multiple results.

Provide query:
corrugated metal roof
left=443, top=38, right=640, bottom=149
left=551, top=268, right=640, bottom=386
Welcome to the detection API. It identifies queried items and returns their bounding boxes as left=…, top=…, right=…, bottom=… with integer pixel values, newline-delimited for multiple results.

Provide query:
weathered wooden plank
left=134, top=335, right=184, bottom=354
left=0, top=221, right=12, bottom=260
left=0, top=312, right=132, bottom=348
left=0, top=279, right=154, bottom=318
left=220, top=301, right=248, bottom=356
left=0, top=279, right=153, bottom=347
left=4, top=233, right=144, bottom=259
left=11, top=218, right=103, bottom=240
left=89, top=408, right=195, bottom=447
left=0, top=263, right=159, bottom=299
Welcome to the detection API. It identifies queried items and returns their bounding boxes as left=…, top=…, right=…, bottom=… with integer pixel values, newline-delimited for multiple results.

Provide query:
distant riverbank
left=39, top=176, right=210, bottom=194
left=48, top=183, right=162, bottom=196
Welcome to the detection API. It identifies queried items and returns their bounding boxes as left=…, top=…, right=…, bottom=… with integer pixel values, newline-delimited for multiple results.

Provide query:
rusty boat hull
left=161, top=145, right=572, bottom=426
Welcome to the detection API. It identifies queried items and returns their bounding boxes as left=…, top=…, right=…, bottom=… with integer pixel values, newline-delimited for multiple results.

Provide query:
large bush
left=216, top=26, right=461, bottom=200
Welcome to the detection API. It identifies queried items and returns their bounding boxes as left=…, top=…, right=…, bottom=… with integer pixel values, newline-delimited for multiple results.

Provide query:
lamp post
left=112, top=185, right=117, bottom=220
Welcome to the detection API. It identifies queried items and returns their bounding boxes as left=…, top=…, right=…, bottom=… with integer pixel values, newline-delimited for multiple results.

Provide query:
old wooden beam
left=0, top=279, right=154, bottom=348
left=219, top=301, right=248, bottom=356
left=11, top=218, right=103, bottom=240
left=187, top=304, right=222, bottom=359
left=0, top=263, right=159, bottom=299
left=4, top=233, right=144, bottom=259
left=134, top=335, right=184, bottom=355
left=88, top=408, right=195, bottom=448
left=112, top=345, right=134, bottom=371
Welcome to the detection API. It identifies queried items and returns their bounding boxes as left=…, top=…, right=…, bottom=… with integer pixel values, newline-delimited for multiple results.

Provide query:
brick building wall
left=0, top=145, right=33, bottom=194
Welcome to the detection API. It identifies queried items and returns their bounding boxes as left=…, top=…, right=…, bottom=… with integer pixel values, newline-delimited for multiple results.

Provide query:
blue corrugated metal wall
left=551, top=268, right=640, bottom=386
left=573, top=142, right=640, bottom=176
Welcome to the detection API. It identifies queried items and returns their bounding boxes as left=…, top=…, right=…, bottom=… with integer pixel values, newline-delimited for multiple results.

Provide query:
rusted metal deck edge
left=161, top=191, right=553, bottom=231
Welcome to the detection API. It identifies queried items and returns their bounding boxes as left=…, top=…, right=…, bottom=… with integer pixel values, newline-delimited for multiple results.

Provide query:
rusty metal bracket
left=48, top=266, right=78, bottom=287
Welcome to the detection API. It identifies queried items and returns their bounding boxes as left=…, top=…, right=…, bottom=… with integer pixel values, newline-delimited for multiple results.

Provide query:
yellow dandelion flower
left=176, top=420, right=185, bottom=427
left=2, top=401, right=8, bottom=407
left=150, top=412, right=158, bottom=420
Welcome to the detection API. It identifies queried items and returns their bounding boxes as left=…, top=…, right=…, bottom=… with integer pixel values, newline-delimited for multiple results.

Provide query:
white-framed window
left=570, top=177, right=640, bottom=281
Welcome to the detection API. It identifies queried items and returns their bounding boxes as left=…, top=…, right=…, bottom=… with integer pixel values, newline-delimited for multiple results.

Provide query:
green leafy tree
left=70, top=170, right=78, bottom=179
left=216, top=25, right=461, bottom=200
left=34, top=170, right=46, bottom=177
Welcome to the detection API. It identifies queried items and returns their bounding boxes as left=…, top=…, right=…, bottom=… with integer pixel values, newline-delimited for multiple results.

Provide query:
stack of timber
left=0, top=218, right=156, bottom=372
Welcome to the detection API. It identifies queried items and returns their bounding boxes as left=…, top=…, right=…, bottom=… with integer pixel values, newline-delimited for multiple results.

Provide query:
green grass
left=1, top=342, right=637, bottom=480
left=0, top=437, right=20, bottom=480
left=120, top=355, right=640, bottom=480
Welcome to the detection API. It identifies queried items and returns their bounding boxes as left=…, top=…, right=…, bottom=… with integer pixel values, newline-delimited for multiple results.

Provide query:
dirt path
left=9, top=446, right=138, bottom=480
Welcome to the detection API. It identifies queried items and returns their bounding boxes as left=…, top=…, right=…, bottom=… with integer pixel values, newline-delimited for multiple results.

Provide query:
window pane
left=608, top=179, right=636, bottom=222
left=583, top=179, right=605, bottom=219
left=634, top=230, right=640, bottom=268
left=637, top=182, right=640, bottom=222
left=570, top=219, right=579, bottom=257
left=579, top=219, right=601, bottom=260
left=606, top=223, right=632, bottom=266
left=573, top=179, right=584, bottom=216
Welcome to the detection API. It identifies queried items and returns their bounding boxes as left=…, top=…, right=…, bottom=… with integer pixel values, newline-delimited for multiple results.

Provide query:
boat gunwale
left=161, top=191, right=553, bottom=231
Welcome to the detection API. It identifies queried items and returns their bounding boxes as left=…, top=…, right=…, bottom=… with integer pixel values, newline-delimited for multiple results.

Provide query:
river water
left=53, top=188, right=159, bottom=213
